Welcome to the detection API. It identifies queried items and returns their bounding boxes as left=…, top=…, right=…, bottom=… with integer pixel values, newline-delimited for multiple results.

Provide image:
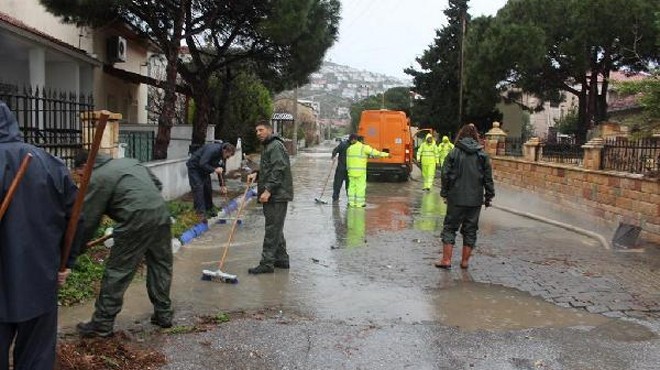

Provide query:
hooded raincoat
left=440, top=137, right=494, bottom=247
left=0, top=101, right=81, bottom=323
left=416, top=133, right=439, bottom=189
left=437, top=135, right=454, bottom=168
left=1, top=101, right=82, bottom=369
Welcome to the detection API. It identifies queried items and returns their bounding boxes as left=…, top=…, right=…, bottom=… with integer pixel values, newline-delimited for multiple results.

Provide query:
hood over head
left=425, top=133, right=433, bottom=141
left=456, top=137, right=482, bottom=154
left=442, top=136, right=450, bottom=143
left=0, top=101, right=23, bottom=143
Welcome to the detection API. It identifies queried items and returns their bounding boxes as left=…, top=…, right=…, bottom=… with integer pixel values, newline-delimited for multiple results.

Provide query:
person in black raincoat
left=0, top=101, right=82, bottom=370
left=436, top=124, right=495, bottom=269
left=73, top=151, right=174, bottom=338
left=186, top=142, right=236, bottom=219
left=247, top=121, right=294, bottom=274
left=331, top=138, right=350, bottom=202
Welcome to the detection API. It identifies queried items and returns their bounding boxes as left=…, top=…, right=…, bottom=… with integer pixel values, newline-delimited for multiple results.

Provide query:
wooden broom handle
left=218, top=178, right=253, bottom=270
left=59, top=112, right=109, bottom=271
left=0, top=153, right=33, bottom=222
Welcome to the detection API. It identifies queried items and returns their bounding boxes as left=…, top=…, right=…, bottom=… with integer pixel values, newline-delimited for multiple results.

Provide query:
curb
left=177, top=187, right=257, bottom=247
left=491, top=204, right=611, bottom=250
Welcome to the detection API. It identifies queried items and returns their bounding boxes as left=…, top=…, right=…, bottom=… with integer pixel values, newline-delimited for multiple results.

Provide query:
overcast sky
left=326, top=0, right=509, bottom=80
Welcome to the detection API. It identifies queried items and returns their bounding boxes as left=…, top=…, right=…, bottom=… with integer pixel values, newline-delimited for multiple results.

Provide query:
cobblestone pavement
left=469, top=208, right=660, bottom=320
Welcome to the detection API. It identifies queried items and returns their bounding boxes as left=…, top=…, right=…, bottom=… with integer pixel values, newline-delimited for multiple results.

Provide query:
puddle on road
left=432, top=282, right=608, bottom=331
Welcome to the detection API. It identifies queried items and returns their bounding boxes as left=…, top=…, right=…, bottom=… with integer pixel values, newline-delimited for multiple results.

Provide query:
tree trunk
left=153, top=53, right=180, bottom=159
left=596, top=69, right=610, bottom=123
left=576, top=77, right=589, bottom=144
left=214, top=67, right=233, bottom=140
left=152, top=1, right=187, bottom=160
left=192, top=84, right=211, bottom=150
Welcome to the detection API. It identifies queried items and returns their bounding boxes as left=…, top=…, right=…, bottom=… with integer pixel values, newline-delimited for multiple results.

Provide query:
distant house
left=496, top=71, right=650, bottom=139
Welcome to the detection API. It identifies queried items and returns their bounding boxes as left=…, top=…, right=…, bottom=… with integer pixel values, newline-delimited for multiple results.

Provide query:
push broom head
left=201, top=269, right=238, bottom=284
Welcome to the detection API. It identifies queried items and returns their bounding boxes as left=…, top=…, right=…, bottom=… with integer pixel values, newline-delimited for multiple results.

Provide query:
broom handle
left=59, top=112, right=109, bottom=272
left=218, top=178, right=253, bottom=270
left=319, top=157, right=336, bottom=199
left=0, top=153, right=33, bottom=222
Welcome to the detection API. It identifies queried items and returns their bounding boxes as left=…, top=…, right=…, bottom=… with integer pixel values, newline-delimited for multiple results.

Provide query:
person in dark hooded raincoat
left=0, top=101, right=82, bottom=370
left=436, top=124, right=494, bottom=270
left=186, top=142, right=236, bottom=219
left=73, top=151, right=174, bottom=338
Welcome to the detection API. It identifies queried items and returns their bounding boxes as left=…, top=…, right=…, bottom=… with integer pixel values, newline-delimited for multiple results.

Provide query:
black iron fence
left=540, top=142, right=584, bottom=166
left=0, top=86, right=94, bottom=167
left=602, top=137, right=660, bottom=174
left=119, top=130, right=154, bottom=162
left=504, top=137, right=524, bottom=157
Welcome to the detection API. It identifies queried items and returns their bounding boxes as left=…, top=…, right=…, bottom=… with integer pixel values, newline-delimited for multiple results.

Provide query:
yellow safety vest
left=346, top=141, right=388, bottom=176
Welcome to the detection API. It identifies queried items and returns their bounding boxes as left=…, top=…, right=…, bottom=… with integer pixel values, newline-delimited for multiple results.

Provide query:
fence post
left=581, top=137, right=605, bottom=170
left=523, top=137, right=541, bottom=161
left=484, top=121, right=507, bottom=156
left=81, top=110, right=123, bottom=157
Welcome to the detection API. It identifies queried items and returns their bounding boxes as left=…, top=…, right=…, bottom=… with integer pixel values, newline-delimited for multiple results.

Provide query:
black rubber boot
left=248, top=265, right=274, bottom=274
left=76, top=321, right=113, bottom=338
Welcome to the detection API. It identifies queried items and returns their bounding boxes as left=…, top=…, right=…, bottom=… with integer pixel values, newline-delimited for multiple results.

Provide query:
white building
left=0, top=0, right=153, bottom=123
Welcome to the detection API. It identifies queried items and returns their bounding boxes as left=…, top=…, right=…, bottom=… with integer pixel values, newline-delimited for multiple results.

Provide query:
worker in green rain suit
left=416, top=133, right=439, bottom=190
left=413, top=191, right=447, bottom=232
left=437, top=135, right=454, bottom=168
left=346, top=134, right=390, bottom=207
left=73, top=152, right=173, bottom=338
left=346, top=206, right=366, bottom=247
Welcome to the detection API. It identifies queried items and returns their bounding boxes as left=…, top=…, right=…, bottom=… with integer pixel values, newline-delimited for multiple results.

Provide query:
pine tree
left=405, top=0, right=468, bottom=135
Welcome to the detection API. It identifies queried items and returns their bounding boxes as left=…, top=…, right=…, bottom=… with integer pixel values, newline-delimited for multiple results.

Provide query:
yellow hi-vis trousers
left=347, top=174, right=367, bottom=207
left=421, top=162, right=436, bottom=189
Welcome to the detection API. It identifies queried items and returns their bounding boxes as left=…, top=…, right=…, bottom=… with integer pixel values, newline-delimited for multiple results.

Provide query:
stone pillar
left=523, top=137, right=541, bottom=161
left=484, top=121, right=508, bottom=156
left=81, top=111, right=123, bottom=158
left=581, top=137, right=605, bottom=170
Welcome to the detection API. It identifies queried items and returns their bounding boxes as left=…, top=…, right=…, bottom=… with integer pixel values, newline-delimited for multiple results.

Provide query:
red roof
left=0, top=11, right=90, bottom=57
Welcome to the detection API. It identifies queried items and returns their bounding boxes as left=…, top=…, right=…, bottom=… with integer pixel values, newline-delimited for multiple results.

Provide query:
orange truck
left=357, top=109, right=413, bottom=181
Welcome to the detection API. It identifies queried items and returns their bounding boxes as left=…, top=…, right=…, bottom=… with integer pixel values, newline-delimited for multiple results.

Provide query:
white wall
left=0, top=59, right=28, bottom=86
left=46, top=62, right=79, bottom=95
left=1, top=0, right=94, bottom=53
left=145, top=158, right=189, bottom=201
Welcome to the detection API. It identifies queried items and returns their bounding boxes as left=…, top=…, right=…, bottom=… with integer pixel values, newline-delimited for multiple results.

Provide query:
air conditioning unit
left=107, top=36, right=127, bottom=63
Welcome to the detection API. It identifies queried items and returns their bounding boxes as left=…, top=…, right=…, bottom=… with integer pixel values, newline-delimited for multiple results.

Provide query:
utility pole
left=381, top=91, right=385, bottom=109
left=458, top=11, right=466, bottom=130
left=292, top=85, right=298, bottom=155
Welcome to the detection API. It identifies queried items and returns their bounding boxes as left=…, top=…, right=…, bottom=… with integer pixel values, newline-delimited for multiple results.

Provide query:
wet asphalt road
left=59, top=143, right=660, bottom=369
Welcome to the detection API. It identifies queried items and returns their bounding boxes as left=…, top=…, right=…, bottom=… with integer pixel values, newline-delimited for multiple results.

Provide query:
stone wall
left=491, top=157, right=660, bottom=243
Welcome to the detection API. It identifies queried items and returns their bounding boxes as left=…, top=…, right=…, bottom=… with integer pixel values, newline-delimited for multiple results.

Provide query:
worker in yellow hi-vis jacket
left=416, top=133, right=439, bottom=190
left=346, top=134, right=390, bottom=207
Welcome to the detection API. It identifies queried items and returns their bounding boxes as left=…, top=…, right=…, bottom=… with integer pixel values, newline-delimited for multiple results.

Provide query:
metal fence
left=0, top=85, right=94, bottom=167
left=119, top=130, right=154, bottom=162
left=601, top=137, right=660, bottom=174
left=504, top=137, right=524, bottom=157
left=540, top=142, right=584, bottom=166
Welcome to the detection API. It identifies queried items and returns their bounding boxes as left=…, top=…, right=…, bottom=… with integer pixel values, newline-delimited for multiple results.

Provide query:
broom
left=314, top=157, right=336, bottom=204
left=201, top=178, right=253, bottom=284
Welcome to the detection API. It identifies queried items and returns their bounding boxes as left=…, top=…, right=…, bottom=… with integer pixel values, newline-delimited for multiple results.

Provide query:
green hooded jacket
left=81, top=154, right=170, bottom=242
left=440, top=137, right=495, bottom=206
left=258, top=135, right=293, bottom=202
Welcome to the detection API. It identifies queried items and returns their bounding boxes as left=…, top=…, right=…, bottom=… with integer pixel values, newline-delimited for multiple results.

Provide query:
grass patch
left=213, top=312, right=231, bottom=324
left=163, top=325, right=199, bottom=335
left=168, top=200, right=200, bottom=238
left=58, top=245, right=107, bottom=306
